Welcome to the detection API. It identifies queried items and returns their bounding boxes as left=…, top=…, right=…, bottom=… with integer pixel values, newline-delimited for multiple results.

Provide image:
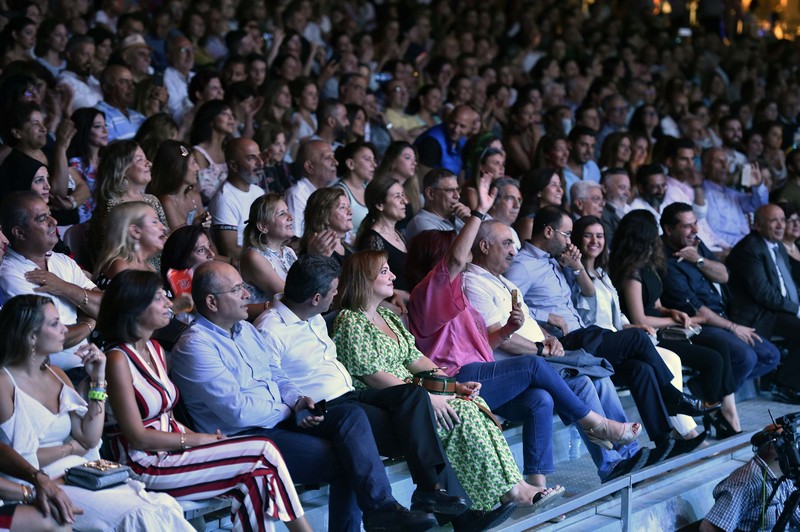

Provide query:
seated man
left=599, top=167, right=631, bottom=246
left=727, top=203, right=800, bottom=399
left=405, top=169, right=469, bottom=241
left=171, top=260, right=459, bottom=532
left=505, top=206, right=713, bottom=459
left=253, top=255, right=503, bottom=531
left=464, top=220, right=649, bottom=481
left=285, top=140, right=337, bottom=237
left=0, top=192, right=102, bottom=380
left=569, top=181, right=604, bottom=220
left=659, top=203, right=780, bottom=396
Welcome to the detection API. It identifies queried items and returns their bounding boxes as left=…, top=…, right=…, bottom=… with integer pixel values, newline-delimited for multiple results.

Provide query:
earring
left=29, top=338, right=36, bottom=358
left=258, top=231, right=269, bottom=248
left=133, top=240, right=141, bottom=252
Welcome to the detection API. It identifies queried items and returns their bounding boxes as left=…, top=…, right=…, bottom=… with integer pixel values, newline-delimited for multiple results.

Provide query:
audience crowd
left=0, top=0, right=799, bottom=530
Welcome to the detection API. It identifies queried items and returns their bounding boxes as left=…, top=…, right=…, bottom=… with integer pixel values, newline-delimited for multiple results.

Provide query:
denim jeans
left=456, top=355, right=589, bottom=475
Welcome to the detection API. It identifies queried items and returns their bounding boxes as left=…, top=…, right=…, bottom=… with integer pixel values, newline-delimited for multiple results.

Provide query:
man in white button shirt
left=57, top=36, right=102, bottom=110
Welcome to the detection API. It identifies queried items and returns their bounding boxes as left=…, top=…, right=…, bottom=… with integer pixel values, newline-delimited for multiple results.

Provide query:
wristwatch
left=696, top=257, right=705, bottom=268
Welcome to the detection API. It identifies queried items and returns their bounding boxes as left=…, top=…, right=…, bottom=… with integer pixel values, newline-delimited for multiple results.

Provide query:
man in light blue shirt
left=171, top=261, right=442, bottom=532
left=563, top=126, right=601, bottom=204
left=94, top=65, right=145, bottom=141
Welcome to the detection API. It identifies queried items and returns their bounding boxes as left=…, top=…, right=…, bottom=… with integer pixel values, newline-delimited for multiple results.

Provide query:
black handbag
left=65, top=459, right=133, bottom=491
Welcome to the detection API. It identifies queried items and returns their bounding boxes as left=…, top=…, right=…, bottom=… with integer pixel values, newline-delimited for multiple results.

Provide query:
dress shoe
left=666, top=392, right=721, bottom=417
left=666, top=431, right=708, bottom=459
left=602, top=447, right=650, bottom=483
left=452, top=502, right=517, bottom=532
left=363, top=503, right=438, bottom=531
left=644, top=439, right=674, bottom=467
left=772, top=385, right=800, bottom=405
left=410, top=488, right=469, bottom=515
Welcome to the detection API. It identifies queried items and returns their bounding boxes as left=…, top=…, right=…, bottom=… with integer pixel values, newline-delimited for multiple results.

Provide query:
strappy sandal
left=529, top=485, right=566, bottom=513
left=585, top=419, right=641, bottom=450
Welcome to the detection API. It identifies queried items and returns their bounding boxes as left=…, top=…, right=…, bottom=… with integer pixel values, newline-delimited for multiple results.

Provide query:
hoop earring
left=258, top=231, right=269, bottom=248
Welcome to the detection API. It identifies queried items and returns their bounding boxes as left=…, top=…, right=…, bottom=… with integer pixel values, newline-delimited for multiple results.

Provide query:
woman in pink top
left=406, top=173, right=640, bottom=492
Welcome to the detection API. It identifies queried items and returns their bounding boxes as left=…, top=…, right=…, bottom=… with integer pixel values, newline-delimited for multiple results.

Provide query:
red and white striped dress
left=105, top=340, right=303, bottom=532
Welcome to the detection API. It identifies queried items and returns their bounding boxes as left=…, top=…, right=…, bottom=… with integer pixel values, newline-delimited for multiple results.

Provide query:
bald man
left=96, top=64, right=145, bottom=141
left=209, top=138, right=266, bottom=258
left=285, top=139, right=338, bottom=236
left=414, top=104, right=473, bottom=175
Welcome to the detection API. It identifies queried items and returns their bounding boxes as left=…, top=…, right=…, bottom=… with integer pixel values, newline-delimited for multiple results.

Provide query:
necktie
left=774, top=244, right=799, bottom=304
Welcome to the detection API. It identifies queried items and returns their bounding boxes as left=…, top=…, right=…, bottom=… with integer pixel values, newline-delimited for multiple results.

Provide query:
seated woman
left=241, top=194, right=297, bottom=306
left=66, top=107, right=108, bottom=225
left=571, top=215, right=708, bottom=447
left=89, top=140, right=169, bottom=265
left=99, top=270, right=310, bottom=531
left=0, top=294, right=193, bottom=531
left=334, top=141, right=377, bottom=239
left=93, top=201, right=167, bottom=289
left=375, top=142, right=422, bottom=229
left=148, top=140, right=212, bottom=231
left=0, top=440, right=84, bottom=531
left=300, top=187, right=353, bottom=264
left=356, top=177, right=411, bottom=295
left=608, top=211, right=741, bottom=439
left=406, top=174, right=640, bottom=493
left=514, top=167, right=564, bottom=242
left=334, top=250, right=554, bottom=519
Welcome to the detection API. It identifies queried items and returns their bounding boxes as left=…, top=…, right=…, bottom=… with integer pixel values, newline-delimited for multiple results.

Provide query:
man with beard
left=718, top=116, right=749, bottom=181
left=57, top=35, right=102, bottom=110
left=95, top=65, right=145, bottom=142
left=629, top=164, right=669, bottom=226
left=311, top=98, right=350, bottom=153
left=405, top=169, right=469, bottom=240
left=563, top=126, right=600, bottom=203
left=209, top=138, right=266, bottom=258
left=286, top=139, right=338, bottom=236
left=703, top=147, right=768, bottom=248
left=600, top=167, right=631, bottom=246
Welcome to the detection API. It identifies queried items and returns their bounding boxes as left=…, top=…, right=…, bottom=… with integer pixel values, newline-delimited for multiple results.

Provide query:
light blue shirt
left=563, top=160, right=601, bottom=204
left=170, top=315, right=303, bottom=435
left=704, top=180, right=768, bottom=247
left=504, top=241, right=584, bottom=331
left=95, top=101, right=145, bottom=142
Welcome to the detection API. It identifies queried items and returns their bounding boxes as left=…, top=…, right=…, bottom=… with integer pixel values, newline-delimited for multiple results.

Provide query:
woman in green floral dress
left=333, top=250, right=562, bottom=514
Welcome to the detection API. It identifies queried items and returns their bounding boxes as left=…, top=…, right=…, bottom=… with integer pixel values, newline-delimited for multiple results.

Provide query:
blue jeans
left=695, top=326, right=780, bottom=389
left=456, top=356, right=589, bottom=476
left=565, top=375, right=638, bottom=480
left=237, top=402, right=394, bottom=532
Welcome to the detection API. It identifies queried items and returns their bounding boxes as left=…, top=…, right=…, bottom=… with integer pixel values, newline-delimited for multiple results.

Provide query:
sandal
left=585, top=419, right=641, bottom=450
left=529, top=485, right=566, bottom=513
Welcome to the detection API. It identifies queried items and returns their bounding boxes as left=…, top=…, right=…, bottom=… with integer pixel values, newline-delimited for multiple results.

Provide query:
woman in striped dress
left=99, top=270, right=310, bottom=532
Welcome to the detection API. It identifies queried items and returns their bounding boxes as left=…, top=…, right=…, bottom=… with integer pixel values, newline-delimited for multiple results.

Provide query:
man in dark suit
left=727, top=203, right=800, bottom=401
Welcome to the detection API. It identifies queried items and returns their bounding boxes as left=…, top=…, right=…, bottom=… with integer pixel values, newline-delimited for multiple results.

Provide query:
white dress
left=0, top=367, right=194, bottom=532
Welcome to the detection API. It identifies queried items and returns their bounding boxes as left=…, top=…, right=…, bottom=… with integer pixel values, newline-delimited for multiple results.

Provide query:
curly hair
left=608, top=209, right=665, bottom=288
left=299, top=187, right=346, bottom=254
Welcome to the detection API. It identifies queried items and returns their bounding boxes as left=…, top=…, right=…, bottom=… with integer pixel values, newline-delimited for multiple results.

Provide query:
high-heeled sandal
left=585, top=419, right=641, bottom=450
left=703, top=413, right=742, bottom=439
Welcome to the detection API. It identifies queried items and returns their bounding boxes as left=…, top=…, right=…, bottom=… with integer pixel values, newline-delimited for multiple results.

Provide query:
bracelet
left=30, top=469, right=48, bottom=483
left=67, top=195, right=78, bottom=209
left=61, top=441, right=74, bottom=459
left=180, top=432, right=187, bottom=451
left=80, top=288, right=89, bottom=308
left=77, top=321, right=93, bottom=337
left=90, top=380, right=107, bottom=389
left=88, top=388, right=107, bottom=402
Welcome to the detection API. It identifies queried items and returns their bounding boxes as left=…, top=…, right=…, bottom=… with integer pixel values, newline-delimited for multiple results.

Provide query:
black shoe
left=666, top=431, right=708, bottom=459
left=644, top=439, right=674, bottom=467
left=666, top=392, right=720, bottom=417
left=452, top=502, right=517, bottom=532
left=772, top=385, right=800, bottom=405
left=703, top=413, right=743, bottom=439
left=410, top=489, right=469, bottom=516
left=363, top=503, right=438, bottom=532
left=602, top=447, right=650, bottom=483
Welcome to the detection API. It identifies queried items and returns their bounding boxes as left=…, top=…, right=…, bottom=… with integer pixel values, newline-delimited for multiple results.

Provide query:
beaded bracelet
left=90, top=380, right=107, bottom=389
left=80, top=288, right=89, bottom=308
left=180, top=433, right=187, bottom=451
left=88, top=388, right=107, bottom=402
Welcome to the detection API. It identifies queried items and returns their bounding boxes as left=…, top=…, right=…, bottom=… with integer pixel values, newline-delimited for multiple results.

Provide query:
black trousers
left=562, top=326, right=675, bottom=439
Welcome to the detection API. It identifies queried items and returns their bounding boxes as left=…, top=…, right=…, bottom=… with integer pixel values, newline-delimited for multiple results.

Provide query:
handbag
left=659, top=325, right=702, bottom=343
left=64, top=459, right=133, bottom=491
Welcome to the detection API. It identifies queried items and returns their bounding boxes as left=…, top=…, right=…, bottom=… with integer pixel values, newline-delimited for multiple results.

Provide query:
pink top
left=408, top=259, right=495, bottom=376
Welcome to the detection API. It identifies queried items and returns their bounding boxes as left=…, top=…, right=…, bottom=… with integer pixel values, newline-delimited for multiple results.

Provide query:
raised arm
left=445, top=172, right=497, bottom=281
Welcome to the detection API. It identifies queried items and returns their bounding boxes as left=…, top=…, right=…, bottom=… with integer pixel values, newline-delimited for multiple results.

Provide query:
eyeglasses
left=548, top=226, right=571, bottom=238
left=210, top=283, right=246, bottom=296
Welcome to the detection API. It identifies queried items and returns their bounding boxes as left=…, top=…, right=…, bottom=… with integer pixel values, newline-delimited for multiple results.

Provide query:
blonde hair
left=243, top=193, right=284, bottom=250
left=299, top=187, right=346, bottom=253
left=94, top=201, right=153, bottom=277
left=337, top=250, right=388, bottom=311
left=95, top=140, right=139, bottom=208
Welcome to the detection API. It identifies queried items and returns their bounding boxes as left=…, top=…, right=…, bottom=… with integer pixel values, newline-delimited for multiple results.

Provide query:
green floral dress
left=333, top=307, right=522, bottom=510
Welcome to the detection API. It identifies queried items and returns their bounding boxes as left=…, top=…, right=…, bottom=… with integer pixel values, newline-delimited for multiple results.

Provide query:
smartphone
left=741, top=164, right=752, bottom=188
left=167, top=268, right=192, bottom=296
left=311, top=399, right=327, bottom=416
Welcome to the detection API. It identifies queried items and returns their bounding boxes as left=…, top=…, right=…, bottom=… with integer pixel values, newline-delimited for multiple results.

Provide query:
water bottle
left=568, top=425, right=582, bottom=460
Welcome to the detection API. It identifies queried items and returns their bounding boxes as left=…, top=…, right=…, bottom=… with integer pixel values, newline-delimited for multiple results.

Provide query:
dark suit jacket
left=727, top=231, right=800, bottom=336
